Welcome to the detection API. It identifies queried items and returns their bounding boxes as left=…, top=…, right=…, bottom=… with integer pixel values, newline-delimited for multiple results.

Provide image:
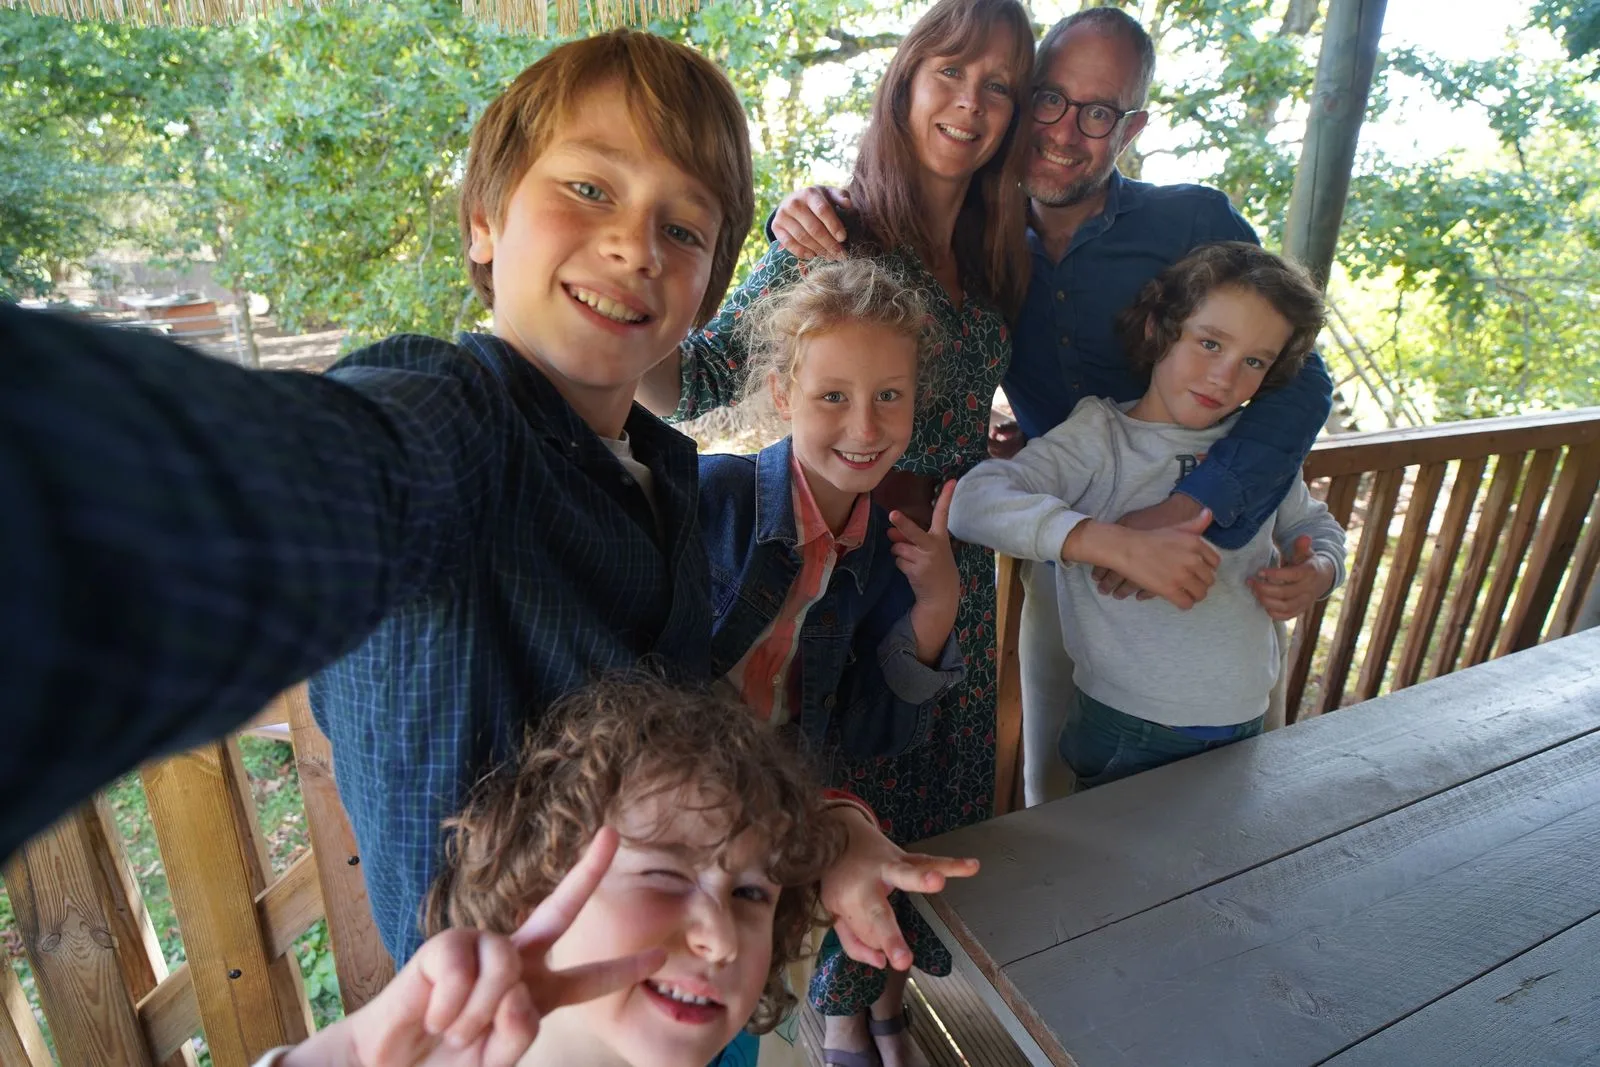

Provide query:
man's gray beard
left=1025, top=166, right=1113, bottom=208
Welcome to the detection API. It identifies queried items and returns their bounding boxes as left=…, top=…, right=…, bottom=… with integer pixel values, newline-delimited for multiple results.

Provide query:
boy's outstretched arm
left=1, top=306, right=496, bottom=858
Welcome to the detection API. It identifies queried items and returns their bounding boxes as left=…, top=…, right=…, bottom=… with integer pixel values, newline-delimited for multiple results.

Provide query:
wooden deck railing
left=1290, top=407, right=1600, bottom=719
left=2, top=688, right=393, bottom=1067
left=5, top=408, right=1598, bottom=1063
left=991, top=407, right=1600, bottom=814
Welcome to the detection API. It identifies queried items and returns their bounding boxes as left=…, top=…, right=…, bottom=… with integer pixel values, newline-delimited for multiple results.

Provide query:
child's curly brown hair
left=422, top=676, right=845, bottom=1033
left=1115, top=241, right=1325, bottom=393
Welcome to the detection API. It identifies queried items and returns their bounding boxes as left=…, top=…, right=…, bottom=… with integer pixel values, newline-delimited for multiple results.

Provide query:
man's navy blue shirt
left=1009, top=170, right=1334, bottom=548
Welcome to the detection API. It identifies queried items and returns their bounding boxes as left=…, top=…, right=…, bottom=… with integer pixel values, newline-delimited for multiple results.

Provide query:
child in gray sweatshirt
left=950, top=243, right=1347, bottom=788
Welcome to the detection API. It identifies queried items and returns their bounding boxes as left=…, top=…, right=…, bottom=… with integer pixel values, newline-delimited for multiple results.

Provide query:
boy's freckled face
left=1133, top=285, right=1293, bottom=429
left=773, top=321, right=919, bottom=504
left=468, top=81, right=721, bottom=425
left=536, top=787, right=781, bottom=1067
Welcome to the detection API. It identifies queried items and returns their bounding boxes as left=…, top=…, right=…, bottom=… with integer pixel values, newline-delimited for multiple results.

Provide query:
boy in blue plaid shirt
left=3, top=28, right=977, bottom=996
left=2, top=29, right=751, bottom=963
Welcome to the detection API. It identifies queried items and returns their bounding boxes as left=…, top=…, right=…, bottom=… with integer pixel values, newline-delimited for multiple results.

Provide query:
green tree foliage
left=1, top=0, right=1595, bottom=418
left=1141, top=0, right=1599, bottom=421
left=0, top=0, right=898, bottom=339
left=1534, top=0, right=1600, bottom=63
left=0, top=10, right=217, bottom=297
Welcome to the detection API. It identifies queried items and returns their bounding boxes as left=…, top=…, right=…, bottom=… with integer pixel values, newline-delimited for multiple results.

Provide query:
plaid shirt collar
left=457, top=332, right=690, bottom=466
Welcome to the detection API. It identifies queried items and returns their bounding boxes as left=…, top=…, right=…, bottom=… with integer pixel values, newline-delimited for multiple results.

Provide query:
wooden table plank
left=1323, top=908, right=1600, bottom=1066
left=917, top=630, right=1600, bottom=967
left=1003, top=730, right=1600, bottom=1065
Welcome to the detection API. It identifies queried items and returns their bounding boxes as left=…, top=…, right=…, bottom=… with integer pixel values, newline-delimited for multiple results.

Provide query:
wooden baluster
left=2, top=929, right=53, bottom=1066
left=137, top=850, right=327, bottom=1064
left=1285, top=472, right=1362, bottom=722
left=1501, top=443, right=1600, bottom=652
left=286, top=684, right=396, bottom=1011
left=992, top=555, right=1027, bottom=817
left=1356, top=461, right=1447, bottom=701
left=1548, top=488, right=1600, bottom=639
left=142, top=740, right=312, bottom=1067
left=1464, top=447, right=1559, bottom=666
left=1431, top=451, right=1526, bottom=678
left=2, top=800, right=167, bottom=1067
left=1393, top=457, right=1485, bottom=690
left=1315, top=467, right=1405, bottom=716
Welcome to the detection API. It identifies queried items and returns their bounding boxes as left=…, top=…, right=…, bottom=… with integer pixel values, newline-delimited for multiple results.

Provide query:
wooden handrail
left=1305, top=407, right=1600, bottom=477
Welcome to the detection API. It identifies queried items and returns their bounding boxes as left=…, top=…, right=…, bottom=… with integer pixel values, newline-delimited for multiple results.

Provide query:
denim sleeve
left=1177, top=350, right=1334, bottom=549
left=1173, top=198, right=1331, bottom=549
left=832, top=576, right=964, bottom=759
left=874, top=612, right=966, bottom=705
left=0, top=307, right=490, bottom=857
left=673, top=242, right=804, bottom=421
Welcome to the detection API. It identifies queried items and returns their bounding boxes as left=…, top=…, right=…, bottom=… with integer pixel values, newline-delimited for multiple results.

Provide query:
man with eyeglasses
left=771, top=7, right=1333, bottom=804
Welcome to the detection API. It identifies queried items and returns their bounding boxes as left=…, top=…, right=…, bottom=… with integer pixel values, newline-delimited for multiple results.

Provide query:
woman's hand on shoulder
left=772, top=186, right=853, bottom=261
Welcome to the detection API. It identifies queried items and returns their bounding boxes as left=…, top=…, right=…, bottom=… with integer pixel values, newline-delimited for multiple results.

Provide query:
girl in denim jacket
left=699, top=258, right=967, bottom=760
left=698, top=260, right=977, bottom=1062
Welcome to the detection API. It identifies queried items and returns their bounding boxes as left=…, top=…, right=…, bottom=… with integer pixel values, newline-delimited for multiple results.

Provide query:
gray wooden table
left=913, top=629, right=1600, bottom=1067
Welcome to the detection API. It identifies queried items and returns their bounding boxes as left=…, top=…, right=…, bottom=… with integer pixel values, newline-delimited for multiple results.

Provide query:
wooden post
left=1502, top=443, right=1600, bottom=651
left=1432, top=452, right=1526, bottom=678
left=1285, top=472, right=1363, bottom=721
left=1316, top=466, right=1404, bottom=715
left=2, top=955, right=52, bottom=1067
left=2, top=802, right=162, bottom=1067
left=1464, top=447, right=1559, bottom=666
left=1393, top=457, right=1486, bottom=689
left=1550, top=491, right=1600, bottom=638
left=1357, top=461, right=1446, bottom=700
left=142, top=740, right=311, bottom=1066
left=1281, top=0, right=1389, bottom=288
left=284, top=684, right=396, bottom=1011
left=991, top=556, right=1027, bottom=817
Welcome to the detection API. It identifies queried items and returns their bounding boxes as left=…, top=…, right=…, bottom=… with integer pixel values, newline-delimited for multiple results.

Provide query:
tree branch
left=793, top=29, right=904, bottom=67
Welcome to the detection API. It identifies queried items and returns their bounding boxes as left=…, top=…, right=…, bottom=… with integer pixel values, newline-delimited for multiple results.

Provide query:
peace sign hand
left=887, top=480, right=961, bottom=666
left=283, top=827, right=663, bottom=1067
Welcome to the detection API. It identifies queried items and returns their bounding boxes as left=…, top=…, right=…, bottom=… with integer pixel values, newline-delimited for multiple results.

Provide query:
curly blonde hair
left=738, top=257, right=936, bottom=411
left=423, top=676, right=844, bottom=1033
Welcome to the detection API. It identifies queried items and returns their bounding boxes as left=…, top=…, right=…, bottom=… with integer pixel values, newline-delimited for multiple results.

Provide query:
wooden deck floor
left=792, top=968, right=1032, bottom=1067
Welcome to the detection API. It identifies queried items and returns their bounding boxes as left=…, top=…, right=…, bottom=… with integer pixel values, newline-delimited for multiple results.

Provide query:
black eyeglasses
left=1030, top=88, right=1140, bottom=139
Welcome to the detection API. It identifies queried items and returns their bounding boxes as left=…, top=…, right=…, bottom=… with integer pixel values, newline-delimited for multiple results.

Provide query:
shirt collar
left=1027, top=168, right=1143, bottom=259
left=753, top=438, right=881, bottom=592
left=457, top=331, right=692, bottom=465
left=789, top=451, right=870, bottom=552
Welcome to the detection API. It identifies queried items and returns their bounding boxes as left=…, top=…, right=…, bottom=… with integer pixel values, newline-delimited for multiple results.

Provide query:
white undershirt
left=600, top=432, right=661, bottom=532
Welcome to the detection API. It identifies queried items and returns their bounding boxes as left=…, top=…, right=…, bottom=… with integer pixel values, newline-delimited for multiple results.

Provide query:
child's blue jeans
left=1058, top=691, right=1264, bottom=790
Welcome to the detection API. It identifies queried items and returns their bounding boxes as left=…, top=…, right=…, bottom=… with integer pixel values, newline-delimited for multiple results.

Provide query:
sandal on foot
left=821, top=1048, right=881, bottom=1067
left=867, top=1005, right=911, bottom=1037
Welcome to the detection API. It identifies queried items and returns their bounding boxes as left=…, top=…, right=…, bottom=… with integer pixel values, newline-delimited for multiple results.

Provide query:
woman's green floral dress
left=676, top=242, right=1010, bottom=1016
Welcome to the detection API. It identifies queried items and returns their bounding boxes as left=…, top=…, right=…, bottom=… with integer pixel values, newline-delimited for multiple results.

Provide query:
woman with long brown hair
left=639, top=2, right=1033, bottom=1061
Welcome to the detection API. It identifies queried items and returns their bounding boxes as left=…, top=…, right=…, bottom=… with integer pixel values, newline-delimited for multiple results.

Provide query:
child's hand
left=1247, top=535, right=1335, bottom=620
left=888, top=481, right=961, bottom=665
left=1066, top=510, right=1220, bottom=610
left=284, top=828, right=663, bottom=1067
left=821, top=805, right=979, bottom=972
